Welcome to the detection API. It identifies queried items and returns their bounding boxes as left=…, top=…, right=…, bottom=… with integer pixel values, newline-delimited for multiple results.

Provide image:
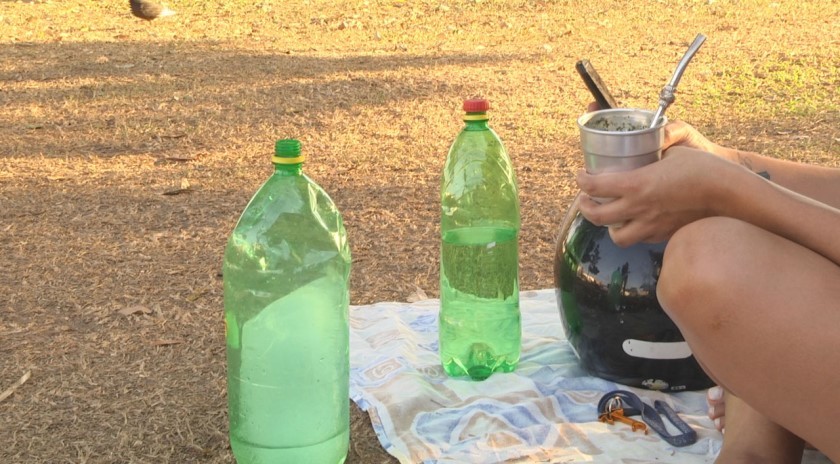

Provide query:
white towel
left=349, top=289, right=829, bottom=464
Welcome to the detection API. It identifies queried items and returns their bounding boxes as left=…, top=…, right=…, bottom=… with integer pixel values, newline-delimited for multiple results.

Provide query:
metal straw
left=649, top=34, right=707, bottom=128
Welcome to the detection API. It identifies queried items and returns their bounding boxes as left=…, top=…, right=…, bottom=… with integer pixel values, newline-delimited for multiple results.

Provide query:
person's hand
left=576, top=147, right=735, bottom=247
left=585, top=101, right=737, bottom=162
left=663, top=120, right=737, bottom=162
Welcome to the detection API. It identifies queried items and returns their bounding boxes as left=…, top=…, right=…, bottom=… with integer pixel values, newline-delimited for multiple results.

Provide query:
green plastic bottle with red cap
left=439, top=99, right=522, bottom=381
left=223, top=139, right=351, bottom=463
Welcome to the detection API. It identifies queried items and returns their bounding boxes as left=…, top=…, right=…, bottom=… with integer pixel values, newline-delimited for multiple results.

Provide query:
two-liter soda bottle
left=439, top=99, right=522, bottom=381
left=223, top=139, right=351, bottom=463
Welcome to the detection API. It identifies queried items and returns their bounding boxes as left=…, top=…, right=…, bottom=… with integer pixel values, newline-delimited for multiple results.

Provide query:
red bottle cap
left=463, top=99, right=490, bottom=113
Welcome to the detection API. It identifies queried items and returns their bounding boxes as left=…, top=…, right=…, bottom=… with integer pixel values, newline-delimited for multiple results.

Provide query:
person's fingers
left=663, top=120, right=692, bottom=150
left=574, top=170, right=596, bottom=198
left=586, top=101, right=600, bottom=113
left=575, top=194, right=605, bottom=222
left=663, top=121, right=724, bottom=158
left=606, top=219, right=651, bottom=248
left=576, top=194, right=631, bottom=226
left=575, top=170, right=628, bottom=202
left=579, top=193, right=665, bottom=247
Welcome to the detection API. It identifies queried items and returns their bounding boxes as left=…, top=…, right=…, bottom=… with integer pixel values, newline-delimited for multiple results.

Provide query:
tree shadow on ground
left=1, top=39, right=545, bottom=159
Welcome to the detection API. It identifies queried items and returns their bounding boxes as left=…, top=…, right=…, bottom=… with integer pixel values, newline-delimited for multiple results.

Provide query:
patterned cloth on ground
left=349, top=289, right=830, bottom=464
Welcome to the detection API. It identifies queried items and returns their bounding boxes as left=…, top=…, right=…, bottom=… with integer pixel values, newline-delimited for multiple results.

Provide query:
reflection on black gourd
left=554, top=195, right=714, bottom=392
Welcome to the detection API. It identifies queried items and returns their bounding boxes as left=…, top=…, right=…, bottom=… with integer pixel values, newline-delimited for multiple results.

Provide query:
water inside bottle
left=226, top=275, right=349, bottom=463
left=439, top=226, right=521, bottom=380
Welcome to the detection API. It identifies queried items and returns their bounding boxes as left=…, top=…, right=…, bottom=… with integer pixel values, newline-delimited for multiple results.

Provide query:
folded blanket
left=349, top=289, right=828, bottom=464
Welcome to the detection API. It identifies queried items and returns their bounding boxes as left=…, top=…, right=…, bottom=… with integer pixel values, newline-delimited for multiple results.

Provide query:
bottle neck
left=463, top=114, right=489, bottom=131
left=273, top=163, right=303, bottom=175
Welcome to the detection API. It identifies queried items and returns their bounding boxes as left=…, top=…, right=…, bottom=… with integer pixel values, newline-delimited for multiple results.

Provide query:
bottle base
left=230, top=428, right=348, bottom=464
left=443, top=361, right=517, bottom=381
left=442, top=342, right=518, bottom=381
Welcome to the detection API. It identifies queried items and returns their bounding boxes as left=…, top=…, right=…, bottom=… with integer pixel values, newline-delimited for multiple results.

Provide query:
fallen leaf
left=162, top=178, right=191, bottom=195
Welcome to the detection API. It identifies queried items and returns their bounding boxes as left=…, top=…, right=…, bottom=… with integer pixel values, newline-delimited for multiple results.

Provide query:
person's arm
left=715, top=157, right=840, bottom=267
left=723, top=149, right=840, bottom=209
left=663, top=120, right=840, bottom=208
left=576, top=148, right=840, bottom=267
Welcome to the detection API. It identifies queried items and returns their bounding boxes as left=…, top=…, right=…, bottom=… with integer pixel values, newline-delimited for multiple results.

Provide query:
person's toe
left=708, top=402, right=725, bottom=420
left=707, top=385, right=724, bottom=405
left=714, top=416, right=725, bottom=432
left=707, top=386, right=726, bottom=432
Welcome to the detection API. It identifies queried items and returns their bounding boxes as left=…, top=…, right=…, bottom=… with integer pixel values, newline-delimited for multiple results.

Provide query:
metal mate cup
left=577, top=108, right=667, bottom=203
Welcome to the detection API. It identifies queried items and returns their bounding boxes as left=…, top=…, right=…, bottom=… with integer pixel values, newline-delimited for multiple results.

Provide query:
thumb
left=663, top=120, right=692, bottom=150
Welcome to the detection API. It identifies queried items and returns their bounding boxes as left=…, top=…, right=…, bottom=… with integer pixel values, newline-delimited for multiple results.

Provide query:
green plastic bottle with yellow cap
left=223, top=139, right=351, bottom=463
left=439, top=98, right=522, bottom=381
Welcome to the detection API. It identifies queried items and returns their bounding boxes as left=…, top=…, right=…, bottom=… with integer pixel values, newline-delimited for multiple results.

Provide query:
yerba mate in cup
left=578, top=108, right=667, bottom=203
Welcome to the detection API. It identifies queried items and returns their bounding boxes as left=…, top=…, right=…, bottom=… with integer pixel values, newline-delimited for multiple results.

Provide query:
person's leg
left=657, top=216, right=840, bottom=462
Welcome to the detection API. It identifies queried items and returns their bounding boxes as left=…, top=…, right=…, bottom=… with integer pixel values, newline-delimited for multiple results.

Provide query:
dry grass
left=0, top=0, right=837, bottom=462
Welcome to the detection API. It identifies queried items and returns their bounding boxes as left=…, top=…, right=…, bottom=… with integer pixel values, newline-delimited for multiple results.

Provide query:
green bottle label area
left=441, top=227, right=518, bottom=299
left=439, top=227, right=521, bottom=381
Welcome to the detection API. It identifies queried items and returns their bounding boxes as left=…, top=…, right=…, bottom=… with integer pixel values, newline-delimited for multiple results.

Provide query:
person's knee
left=657, top=217, right=746, bottom=318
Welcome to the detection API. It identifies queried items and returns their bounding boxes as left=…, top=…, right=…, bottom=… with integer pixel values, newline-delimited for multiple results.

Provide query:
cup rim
left=577, top=108, right=668, bottom=134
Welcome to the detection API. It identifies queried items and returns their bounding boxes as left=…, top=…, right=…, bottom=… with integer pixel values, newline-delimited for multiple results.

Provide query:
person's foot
left=707, top=385, right=726, bottom=432
left=715, top=393, right=805, bottom=463
left=707, top=387, right=816, bottom=457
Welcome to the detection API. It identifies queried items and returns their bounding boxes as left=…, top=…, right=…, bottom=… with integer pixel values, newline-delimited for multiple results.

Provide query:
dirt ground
left=0, top=0, right=837, bottom=462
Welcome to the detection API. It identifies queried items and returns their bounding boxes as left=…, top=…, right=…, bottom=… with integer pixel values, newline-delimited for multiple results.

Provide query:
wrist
left=704, top=157, right=743, bottom=217
left=713, top=160, right=768, bottom=219
left=713, top=144, right=741, bottom=164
